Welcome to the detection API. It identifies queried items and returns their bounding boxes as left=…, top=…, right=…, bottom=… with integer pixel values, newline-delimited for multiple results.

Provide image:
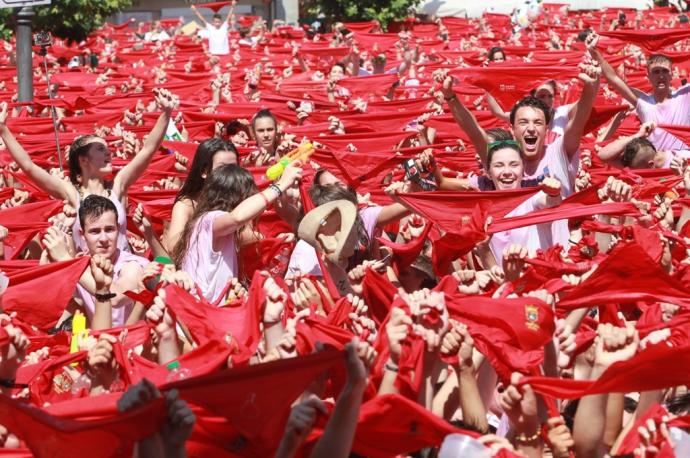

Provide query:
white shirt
left=206, top=22, right=229, bottom=55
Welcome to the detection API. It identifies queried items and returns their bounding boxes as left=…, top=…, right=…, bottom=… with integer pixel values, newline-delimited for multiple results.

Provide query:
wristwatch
left=95, top=292, right=116, bottom=302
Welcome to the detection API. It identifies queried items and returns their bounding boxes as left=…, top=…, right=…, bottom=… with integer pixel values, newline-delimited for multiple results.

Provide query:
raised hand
left=594, top=323, right=639, bottom=369
left=386, top=307, right=413, bottom=364
left=90, top=254, right=114, bottom=293
left=153, top=88, right=179, bottom=113
left=263, top=276, right=287, bottom=324
left=498, top=372, right=540, bottom=437
left=440, top=320, right=475, bottom=372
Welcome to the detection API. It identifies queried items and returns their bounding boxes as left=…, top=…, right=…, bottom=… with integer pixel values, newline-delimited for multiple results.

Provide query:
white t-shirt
left=636, top=85, right=690, bottom=151
left=181, top=210, right=237, bottom=304
left=522, top=136, right=579, bottom=198
left=490, top=193, right=569, bottom=268
left=206, top=22, right=229, bottom=55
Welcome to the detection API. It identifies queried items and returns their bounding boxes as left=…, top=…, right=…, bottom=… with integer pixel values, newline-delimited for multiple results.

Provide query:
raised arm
left=586, top=32, right=638, bottom=106
left=225, top=0, right=236, bottom=24
left=485, top=92, right=511, bottom=122
left=190, top=5, right=207, bottom=26
left=597, top=121, right=654, bottom=167
left=563, top=59, right=601, bottom=159
left=113, top=89, right=178, bottom=197
left=212, top=164, right=302, bottom=238
left=441, top=77, right=491, bottom=163
left=0, top=102, right=74, bottom=203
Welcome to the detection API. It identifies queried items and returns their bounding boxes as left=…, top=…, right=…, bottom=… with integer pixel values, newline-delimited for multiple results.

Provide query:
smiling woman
left=0, top=88, right=179, bottom=252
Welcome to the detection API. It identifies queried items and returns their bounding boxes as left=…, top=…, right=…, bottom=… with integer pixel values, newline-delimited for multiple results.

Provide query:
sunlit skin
left=647, top=61, right=672, bottom=99
left=79, top=138, right=113, bottom=180
left=80, top=211, right=119, bottom=259
left=534, top=84, right=555, bottom=109
left=316, top=170, right=346, bottom=188
left=330, top=64, right=345, bottom=81
left=253, top=117, right=277, bottom=153
left=487, top=148, right=525, bottom=191
left=511, top=106, right=547, bottom=160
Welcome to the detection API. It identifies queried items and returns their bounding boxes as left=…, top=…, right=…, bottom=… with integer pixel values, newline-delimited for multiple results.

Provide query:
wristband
left=384, top=362, right=399, bottom=372
left=269, top=183, right=283, bottom=197
left=444, top=93, right=457, bottom=102
left=95, top=292, right=116, bottom=302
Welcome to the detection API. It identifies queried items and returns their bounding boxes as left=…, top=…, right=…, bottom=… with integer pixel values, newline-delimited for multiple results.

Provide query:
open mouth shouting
left=522, top=134, right=539, bottom=152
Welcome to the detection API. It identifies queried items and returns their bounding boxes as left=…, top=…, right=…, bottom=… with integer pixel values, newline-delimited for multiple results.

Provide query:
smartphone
left=404, top=158, right=437, bottom=191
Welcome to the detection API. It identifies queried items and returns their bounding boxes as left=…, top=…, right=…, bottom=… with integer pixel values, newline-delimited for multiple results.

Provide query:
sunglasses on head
left=487, top=139, right=520, bottom=153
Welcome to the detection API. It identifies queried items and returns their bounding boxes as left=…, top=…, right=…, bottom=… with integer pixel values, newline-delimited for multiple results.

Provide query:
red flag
left=450, top=66, right=579, bottom=111
left=4, top=257, right=91, bottom=330
left=397, top=188, right=539, bottom=233
left=557, top=242, right=690, bottom=310
left=599, top=28, right=690, bottom=53
left=0, top=393, right=165, bottom=458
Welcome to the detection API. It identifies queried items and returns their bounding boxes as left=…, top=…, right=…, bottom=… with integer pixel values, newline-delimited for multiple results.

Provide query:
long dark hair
left=67, top=134, right=100, bottom=186
left=172, top=164, right=257, bottom=266
left=175, top=138, right=238, bottom=204
left=308, top=180, right=372, bottom=268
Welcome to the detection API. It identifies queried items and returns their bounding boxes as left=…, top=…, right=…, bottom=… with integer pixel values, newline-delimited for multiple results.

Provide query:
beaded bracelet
left=514, top=429, right=541, bottom=444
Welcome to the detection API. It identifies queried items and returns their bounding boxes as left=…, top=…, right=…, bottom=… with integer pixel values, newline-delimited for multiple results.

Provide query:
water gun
left=266, top=142, right=313, bottom=181
left=70, top=311, right=88, bottom=366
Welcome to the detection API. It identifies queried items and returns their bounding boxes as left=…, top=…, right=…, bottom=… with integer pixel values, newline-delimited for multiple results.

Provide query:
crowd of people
left=1, top=0, right=690, bottom=456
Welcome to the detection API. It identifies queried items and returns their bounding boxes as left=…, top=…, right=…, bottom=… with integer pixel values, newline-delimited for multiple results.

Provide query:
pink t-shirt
left=75, top=250, right=148, bottom=327
left=636, top=86, right=690, bottom=151
left=287, top=206, right=382, bottom=277
left=473, top=137, right=578, bottom=196
left=490, top=193, right=569, bottom=268
left=181, top=210, right=237, bottom=304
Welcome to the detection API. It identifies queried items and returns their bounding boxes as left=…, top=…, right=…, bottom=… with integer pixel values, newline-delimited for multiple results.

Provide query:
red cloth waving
left=3, top=257, right=91, bottom=330
left=162, top=349, right=344, bottom=456
left=557, top=241, right=690, bottom=310
left=521, top=342, right=690, bottom=399
left=599, top=28, right=690, bottom=53
left=0, top=393, right=165, bottom=458
left=398, top=188, right=539, bottom=233
left=450, top=65, right=579, bottom=111
left=196, top=1, right=231, bottom=12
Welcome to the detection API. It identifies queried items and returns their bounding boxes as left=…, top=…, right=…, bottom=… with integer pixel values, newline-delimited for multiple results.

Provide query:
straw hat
left=298, top=199, right=358, bottom=264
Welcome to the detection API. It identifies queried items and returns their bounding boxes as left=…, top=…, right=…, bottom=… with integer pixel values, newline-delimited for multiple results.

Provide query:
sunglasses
left=487, top=139, right=520, bottom=153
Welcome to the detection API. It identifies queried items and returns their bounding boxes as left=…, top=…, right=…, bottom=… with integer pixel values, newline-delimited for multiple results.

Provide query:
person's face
left=81, top=138, right=113, bottom=178
left=647, top=61, right=672, bottom=93
left=534, top=85, right=555, bottom=109
left=488, top=148, right=524, bottom=190
left=330, top=65, right=345, bottom=81
left=211, top=150, right=237, bottom=170
left=399, top=267, right=426, bottom=293
left=81, top=211, right=118, bottom=258
left=492, top=52, right=506, bottom=62
left=317, top=170, right=345, bottom=188
left=253, top=117, right=277, bottom=151
left=154, top=21, right=163, bottom=32
left=512, top=106, right=547, bottom=159
left=212, top=17, right=223, bottom=29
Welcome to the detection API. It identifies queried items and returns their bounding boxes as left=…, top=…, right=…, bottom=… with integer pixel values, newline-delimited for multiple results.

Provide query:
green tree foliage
left=302, top=0, right=421, bottom=30
left=0, top=0, right=132, bottom=43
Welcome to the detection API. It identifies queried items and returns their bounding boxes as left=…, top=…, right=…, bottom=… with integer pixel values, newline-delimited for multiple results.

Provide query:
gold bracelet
left=514, top=429, right=541, bottom=444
